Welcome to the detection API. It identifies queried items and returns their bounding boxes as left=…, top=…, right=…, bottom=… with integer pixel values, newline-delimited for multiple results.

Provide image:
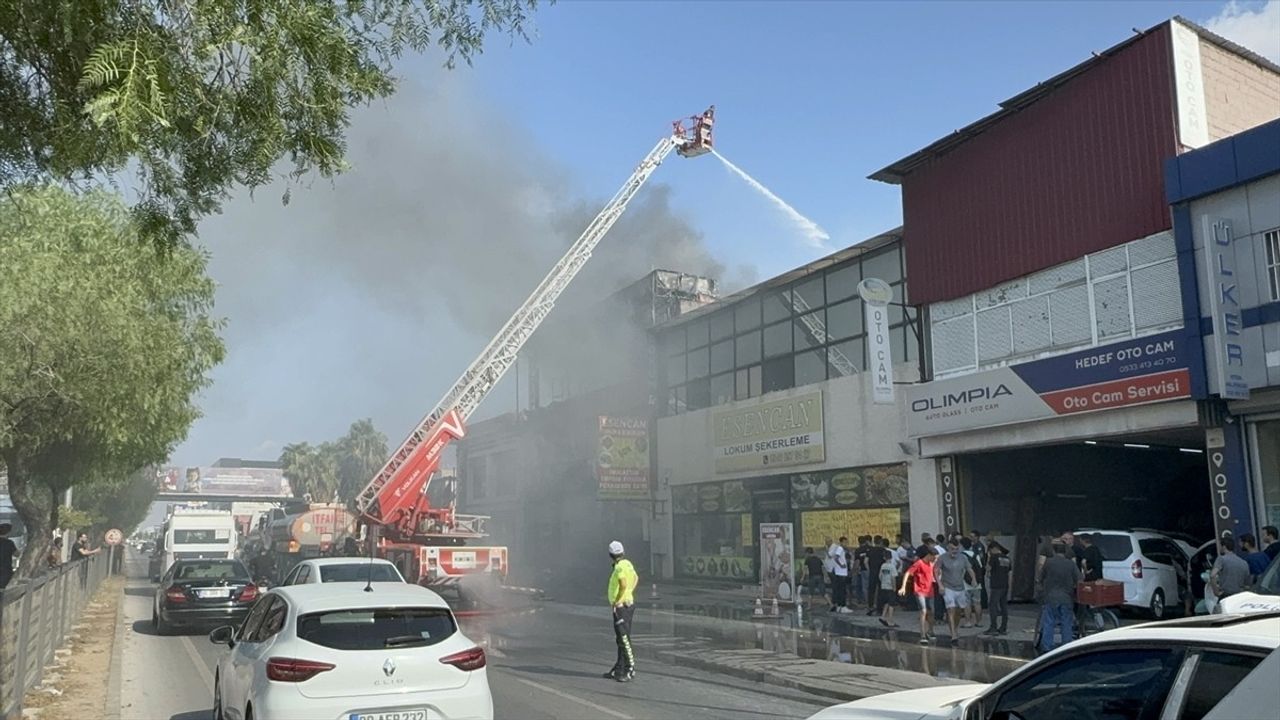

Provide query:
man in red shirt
left=898, top=547, right=939, bottom=644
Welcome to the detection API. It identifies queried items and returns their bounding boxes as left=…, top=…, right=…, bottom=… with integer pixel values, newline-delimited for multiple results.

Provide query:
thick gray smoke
left=187, top=71, right=740, bottom=458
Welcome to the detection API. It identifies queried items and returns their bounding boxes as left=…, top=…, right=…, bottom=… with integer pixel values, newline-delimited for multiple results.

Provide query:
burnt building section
left=457, top=271, right=716, bottom=596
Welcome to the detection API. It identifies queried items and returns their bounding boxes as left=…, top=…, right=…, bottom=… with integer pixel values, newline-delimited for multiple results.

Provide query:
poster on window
left=759, top=523, right=795, bottom=604
left=596, top=416, right=650, bottom=500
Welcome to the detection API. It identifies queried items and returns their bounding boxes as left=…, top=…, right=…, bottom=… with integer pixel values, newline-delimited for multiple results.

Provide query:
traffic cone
left=753, top=598, right=764, bottom=617
left=770, top=597, right=780, bottom=616
left=649, top=583, right=661, bottom=600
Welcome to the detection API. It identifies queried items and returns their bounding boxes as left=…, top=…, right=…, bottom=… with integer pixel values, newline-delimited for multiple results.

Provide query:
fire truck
left=352, top=108, right=716, bottom=600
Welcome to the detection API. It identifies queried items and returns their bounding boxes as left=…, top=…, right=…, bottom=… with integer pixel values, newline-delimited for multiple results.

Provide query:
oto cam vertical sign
left=1204, top=217, right=1250, bottom=400
left=858, top=278, right=895, bottom=404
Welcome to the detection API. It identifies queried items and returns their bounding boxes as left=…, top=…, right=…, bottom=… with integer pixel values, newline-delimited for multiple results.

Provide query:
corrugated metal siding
left=903, top=25, right=1179, bottom=305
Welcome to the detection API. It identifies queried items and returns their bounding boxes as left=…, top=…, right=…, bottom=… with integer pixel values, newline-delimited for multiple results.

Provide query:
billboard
left=759, top=522, right=795, bottom=603
left=713, top=391, right=824, bottom=474
left=184, top=467, right=290, bottom=496
left=907, top=328, right=1197, bottom=437
left=596, top=416, right=650, bottom=501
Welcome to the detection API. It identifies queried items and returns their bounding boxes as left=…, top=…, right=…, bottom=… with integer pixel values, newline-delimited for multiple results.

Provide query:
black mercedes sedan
left=152, top=558, right=259, bottom=634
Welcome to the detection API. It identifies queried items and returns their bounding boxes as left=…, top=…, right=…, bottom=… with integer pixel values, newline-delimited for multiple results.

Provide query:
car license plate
left=350, top=711, right=432, bottom=720
left=197, top=588, right=231, bottom=598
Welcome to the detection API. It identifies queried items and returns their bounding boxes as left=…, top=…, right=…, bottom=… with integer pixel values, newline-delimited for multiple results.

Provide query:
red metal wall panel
left=902, top=25, right=1179, bottom=305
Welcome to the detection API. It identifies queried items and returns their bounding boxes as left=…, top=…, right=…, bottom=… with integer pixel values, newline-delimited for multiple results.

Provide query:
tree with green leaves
left=72, top=466, right=160, bottom=538
left=0, top=185, right=224, bottom=578
left=0, top=0, right=545, bottom=246
left=337, top=418, right=388, bottom=502
left=279, top=441, right=341, bottom=503
left=280, top=419, right=387, bottom=505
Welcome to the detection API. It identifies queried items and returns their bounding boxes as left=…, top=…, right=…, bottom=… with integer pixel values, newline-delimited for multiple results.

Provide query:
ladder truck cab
left=352, top=107, right=714, bottom=604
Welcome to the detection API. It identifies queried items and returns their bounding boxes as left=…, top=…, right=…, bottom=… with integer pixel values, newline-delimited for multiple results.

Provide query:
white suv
left=1075, top=529, right=1185, bottom=619
left=210, top=583, right=492, bottom=720
left=808, top=611, right=1280, bottom=719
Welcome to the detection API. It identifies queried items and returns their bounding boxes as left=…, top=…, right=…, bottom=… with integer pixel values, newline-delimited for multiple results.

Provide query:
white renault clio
left=210, top=583, right=492, bottom=720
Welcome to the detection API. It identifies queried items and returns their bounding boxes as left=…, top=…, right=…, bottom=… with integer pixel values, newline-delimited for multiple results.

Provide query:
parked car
left=209, top=583, right=492, bottom=720
left=1074, top=529, right=1184, bottom=618
left=807, top=611, right=1280, bottom=719
left=153, top=558, right=259, bottom=635
left=278, top=557, right=406, bottom=586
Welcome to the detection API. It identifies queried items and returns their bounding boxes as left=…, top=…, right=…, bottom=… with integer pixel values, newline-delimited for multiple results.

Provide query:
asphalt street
left=116, top=551, right=835, bottom=720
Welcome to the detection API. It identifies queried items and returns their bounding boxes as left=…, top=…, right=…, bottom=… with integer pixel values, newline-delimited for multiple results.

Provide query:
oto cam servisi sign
left=907, top=329, right=1196, bottom=437
left=713, top=392, right=824, bottom=474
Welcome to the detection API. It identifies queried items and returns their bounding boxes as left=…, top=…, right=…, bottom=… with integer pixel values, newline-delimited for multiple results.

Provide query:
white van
left=154, top=508, right=238, bottom=580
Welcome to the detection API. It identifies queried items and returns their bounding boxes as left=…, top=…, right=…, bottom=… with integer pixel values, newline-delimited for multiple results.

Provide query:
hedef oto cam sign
left=907, top=329, right=1197, bottom=437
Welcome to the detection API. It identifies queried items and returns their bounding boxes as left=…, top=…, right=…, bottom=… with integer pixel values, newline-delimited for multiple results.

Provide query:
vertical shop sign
left=1206, top=425, right=1254, bottom=541
left=1204, top=217, right=1251, bottom=400
left=937, top=458, right=961, bottom=536
left=1170, top=20, right=1208, bottom=149
left=759, top=523, right=795, bottom=603
left=596, top=416, right=651, bottom=500
left=859, top=278, right=896, bottom=404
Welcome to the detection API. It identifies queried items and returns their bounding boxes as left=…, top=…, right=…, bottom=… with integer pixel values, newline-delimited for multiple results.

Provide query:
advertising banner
left=800, top=508, right=902, bottom=550
left=759, top=523, right=795, bottom=603
left=185, top=467, right=288, bottom=496
left=713, top=392, right=824, bottom=473
left=596, top=416, right=650, bottom=501
left=859, top=278, right=896, bottom=404
left=791, top=465, right=909, bottom=510
left=156, top=467, right=180, bottom=491
left=907, top=328, right=1197, bottom=437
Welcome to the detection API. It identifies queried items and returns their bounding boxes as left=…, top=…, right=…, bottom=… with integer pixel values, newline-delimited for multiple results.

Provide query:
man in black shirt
left=983, top=542, right=1012, bottom=635
left=865, top=536, right=888, bottom=615
left=1080, top=534, right=1105, bottom=582
left=1263, top=526, right=1280, bottom=562
left=802, top=547, right=825, bottom=607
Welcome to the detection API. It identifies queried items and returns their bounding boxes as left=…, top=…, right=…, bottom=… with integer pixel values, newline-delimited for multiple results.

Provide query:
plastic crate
left=1078, top=579, right=1125, bottom=608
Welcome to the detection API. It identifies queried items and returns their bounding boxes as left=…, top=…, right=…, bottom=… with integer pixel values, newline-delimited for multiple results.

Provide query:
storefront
left=670, top=464, right=911, bottom=581
left=1167, top=117, right=1280, bottom=539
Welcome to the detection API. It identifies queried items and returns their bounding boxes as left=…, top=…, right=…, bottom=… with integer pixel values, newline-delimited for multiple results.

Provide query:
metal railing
left=0, top=550, right=114, bottom=718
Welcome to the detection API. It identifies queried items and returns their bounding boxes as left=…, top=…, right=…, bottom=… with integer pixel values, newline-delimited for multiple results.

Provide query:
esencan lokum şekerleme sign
left=713, top=392, right=824, bottom=474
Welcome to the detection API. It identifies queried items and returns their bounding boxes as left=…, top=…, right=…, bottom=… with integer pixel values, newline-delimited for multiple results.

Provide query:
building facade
left=875, top=17, right=1279, bottom=601
left=652, top=232, right=938, bottom=582
left=1167, top=118, right=1280, bottom=539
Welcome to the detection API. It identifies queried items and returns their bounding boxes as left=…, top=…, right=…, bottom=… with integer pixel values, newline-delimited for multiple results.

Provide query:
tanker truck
left=264, top=504, right=359, bottom=580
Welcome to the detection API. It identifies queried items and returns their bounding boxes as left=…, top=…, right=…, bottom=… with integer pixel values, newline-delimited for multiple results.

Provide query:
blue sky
left=168, top=0, right=1279, bottom=471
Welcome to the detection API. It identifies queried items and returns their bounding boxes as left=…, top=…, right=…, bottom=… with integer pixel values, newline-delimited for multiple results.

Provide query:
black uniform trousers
left=611, top=604, right=636, bottom=673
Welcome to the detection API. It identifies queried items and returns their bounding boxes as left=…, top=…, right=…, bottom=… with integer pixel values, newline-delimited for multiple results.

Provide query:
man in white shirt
left=829, top=536, right=849, bottom=612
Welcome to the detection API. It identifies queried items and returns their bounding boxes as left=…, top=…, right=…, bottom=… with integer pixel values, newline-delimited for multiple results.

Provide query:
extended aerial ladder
left=354, top=107, right=716, bottom=549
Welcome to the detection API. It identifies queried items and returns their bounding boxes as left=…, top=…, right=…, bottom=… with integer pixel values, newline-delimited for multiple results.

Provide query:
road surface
left=116, top=551, right=834, bottom=720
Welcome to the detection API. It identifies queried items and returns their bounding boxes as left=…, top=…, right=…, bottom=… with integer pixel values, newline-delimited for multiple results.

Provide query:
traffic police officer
left=604, top=540, right=638, bottom=682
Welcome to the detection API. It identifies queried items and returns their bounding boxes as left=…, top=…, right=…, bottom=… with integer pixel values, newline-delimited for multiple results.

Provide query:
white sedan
left=279, top=557, right=406, bottom=585
left=210, top=583, right=492, bottom=720
left=808, top=612, right=1280, bottom=720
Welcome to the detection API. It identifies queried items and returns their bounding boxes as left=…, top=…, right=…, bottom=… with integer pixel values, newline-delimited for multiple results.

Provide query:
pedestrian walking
left=1038, top=543, right=1081, bottom=654
left=983, top=542, right=1011, bottom=635
left=0, top=523, right=16, bottom=589
left=1211, top=536, right=1250, bottom=603
left=603, top=540, right=638, bottom=682
left=822, top=536, right=837, bottom=589
left=865, top=535, right=888, bottom=616
left=960, top=537, right=983, bottom=628
left=877, top=537, right=899, bottom=627
left=937, top=541, right=977, bottom=645
left=899, top=547, right=938, bottom=644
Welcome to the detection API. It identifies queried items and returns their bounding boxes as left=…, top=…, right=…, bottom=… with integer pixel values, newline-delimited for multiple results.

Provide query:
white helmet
left=608, top=540, right=625, bottom=556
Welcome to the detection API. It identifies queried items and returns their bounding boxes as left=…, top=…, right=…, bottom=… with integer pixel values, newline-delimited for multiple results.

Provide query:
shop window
left=891, top=325, right=913, bottom=366
left=735, top=297, right=761, bottom=331
left=668, top=385, right=687, bottom=415
left=1254, top=419, right=1280, bottom=529
left=710, top=339, right=734, bottom=374
left=685, top=377, right=710, bottom=410
left=687, top=317, right=709, bottom=349
left=763, top=321, right=792, bottom=358
left=762, top=355, right=794, bottom=394
left=687, top=345, right=709, bottom=379
left=828, top=338, right=863, bottom=377
left=674, top=514, right=752, bottom=580
left=827, top=299, right=860, bottom=341
left=795, top=348, right=827, bottom=387
left=664, top=328, right=685, bottom=356
left=666, top=353, right=686, bottom=385
left=1265, top=230, right=1280, bottom=301
left=736, top=365, right=762, bottom=400
left=736, top=330, right=761, bottom=366
left=901, top=323, right=919, bottom=366
left=763, top=289, right=792, bottom=324
left=710, top=311, right=734, bottom=342
left=793, top=276, right=825, bottom=311
left=710, top=372, right=734, bottom=406
left=889, top=283, right=907, bottom=326
left=1131, top=261, right=1181, bottom=329
left=826, top=262, right=860, bottom=304
left=862, top=247, right=903, bottom=285
left=794, top=310, right=826, bottom=349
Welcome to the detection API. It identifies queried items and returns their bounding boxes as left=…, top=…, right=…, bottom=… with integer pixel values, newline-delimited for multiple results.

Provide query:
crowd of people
left=801, top=530, right=1007, bottom=647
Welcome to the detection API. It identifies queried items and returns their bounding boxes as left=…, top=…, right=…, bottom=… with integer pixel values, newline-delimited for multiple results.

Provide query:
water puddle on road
left=639, top=603, right=1031, bottom=684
